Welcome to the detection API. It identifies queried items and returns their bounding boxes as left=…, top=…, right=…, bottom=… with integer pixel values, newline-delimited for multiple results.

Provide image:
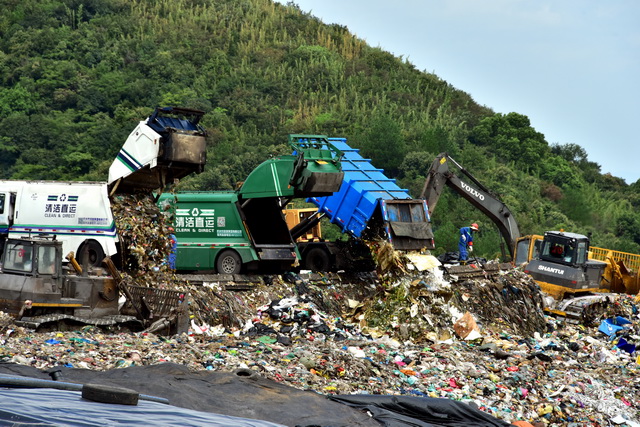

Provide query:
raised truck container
left=293, top=137, right=433, bottom=271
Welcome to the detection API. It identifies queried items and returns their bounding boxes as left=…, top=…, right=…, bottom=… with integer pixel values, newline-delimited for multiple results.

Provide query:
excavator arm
left=420, top=153, right=520, bottom=259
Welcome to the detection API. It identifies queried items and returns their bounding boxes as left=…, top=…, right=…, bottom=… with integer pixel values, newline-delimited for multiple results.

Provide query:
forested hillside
left=1, top=0, right=638, bottom=256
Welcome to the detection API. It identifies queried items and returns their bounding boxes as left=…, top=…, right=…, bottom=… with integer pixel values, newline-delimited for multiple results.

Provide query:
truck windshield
left=4, top=243, right=34, bottom=273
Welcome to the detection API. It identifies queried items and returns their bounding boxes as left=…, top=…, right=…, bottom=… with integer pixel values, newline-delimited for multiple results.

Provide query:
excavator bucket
left=108, top=107, right=207, bottom=194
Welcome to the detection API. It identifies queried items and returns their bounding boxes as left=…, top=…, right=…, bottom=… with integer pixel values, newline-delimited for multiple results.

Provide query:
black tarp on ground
left=0, top=387, right=285, bottom=426
left=0, top=363, right=514, bottom=427
left=329, top=395, right=511, bottom=427
left=0, top=362, right=378, bottom=427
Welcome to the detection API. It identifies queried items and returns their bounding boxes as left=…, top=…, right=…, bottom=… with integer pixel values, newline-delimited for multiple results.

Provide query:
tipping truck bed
left=108, top=107, right=207, bottom=193
left=307, top=138, right=433, bottom=251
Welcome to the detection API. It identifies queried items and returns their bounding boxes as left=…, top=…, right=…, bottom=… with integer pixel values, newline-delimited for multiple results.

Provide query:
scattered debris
left=2, top=197, right=638, bottom=426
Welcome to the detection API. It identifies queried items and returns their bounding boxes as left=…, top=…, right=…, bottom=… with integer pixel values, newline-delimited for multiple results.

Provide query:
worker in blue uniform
left=458, top=223, right=479, bottom=262
left=167, top=227, right=177, bottom=270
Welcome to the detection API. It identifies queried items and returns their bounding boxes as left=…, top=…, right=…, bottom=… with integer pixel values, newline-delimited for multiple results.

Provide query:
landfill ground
left=1, top=261, right=639, bottom=427
left=2, top=194, right=639, bottom=426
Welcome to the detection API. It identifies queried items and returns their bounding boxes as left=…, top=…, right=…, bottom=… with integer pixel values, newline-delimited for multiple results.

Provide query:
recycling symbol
left=59, top=194, right=67, bottom=202
left=191, top=208, right=200, bottom=216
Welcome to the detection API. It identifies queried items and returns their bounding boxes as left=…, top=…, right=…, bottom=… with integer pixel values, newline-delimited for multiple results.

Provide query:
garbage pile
left=1, top=289, right=639, bottom=425
left=111, top=192, right=184, bottom=290
left=3, top=194, right=638, bottom=425
left=3, top=249, right=640, bottom=425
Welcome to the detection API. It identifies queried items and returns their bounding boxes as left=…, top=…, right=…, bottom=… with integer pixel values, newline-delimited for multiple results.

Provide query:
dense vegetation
left=1, top=0, right=638, bottom=257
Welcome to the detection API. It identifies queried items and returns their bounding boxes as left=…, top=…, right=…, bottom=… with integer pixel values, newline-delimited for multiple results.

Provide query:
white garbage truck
left=0, top=180, right=117, bottom=267
left=0, top=106, right=208, bottom=269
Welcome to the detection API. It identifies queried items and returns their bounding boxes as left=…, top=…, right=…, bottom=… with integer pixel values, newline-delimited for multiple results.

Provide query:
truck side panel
left=159, top=192, right=257, bottom=271
left=0, top=181, right=117, bottom=258
left=158, top=193, right=298, bottom=272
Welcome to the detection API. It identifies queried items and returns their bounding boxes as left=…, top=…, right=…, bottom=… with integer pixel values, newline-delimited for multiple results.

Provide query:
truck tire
left=216, top=250, right=242, bottom=274
left=304, top=247, right=331, bottom=272
left=82, top=383, right=139, bottom=405
left=233, top=368, right=260, bottom=380
left=78, top=240, right=105, bottom=268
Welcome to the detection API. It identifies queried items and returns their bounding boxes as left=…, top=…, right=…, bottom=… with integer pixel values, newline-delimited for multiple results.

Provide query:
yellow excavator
left=421, top=153, right=640, bottom=321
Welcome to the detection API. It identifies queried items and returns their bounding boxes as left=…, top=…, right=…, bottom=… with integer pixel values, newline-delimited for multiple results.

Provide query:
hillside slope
left=0, top=0, right=638, bottom=254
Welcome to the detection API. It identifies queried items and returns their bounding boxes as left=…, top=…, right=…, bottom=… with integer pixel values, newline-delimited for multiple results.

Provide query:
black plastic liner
left=329, top=394, right=511, bottom=427
left=0, top=387, right=284, bottom=426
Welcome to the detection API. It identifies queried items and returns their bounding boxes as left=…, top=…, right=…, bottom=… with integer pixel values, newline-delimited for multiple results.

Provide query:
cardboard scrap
left=453, top=311, right=481, bottom=340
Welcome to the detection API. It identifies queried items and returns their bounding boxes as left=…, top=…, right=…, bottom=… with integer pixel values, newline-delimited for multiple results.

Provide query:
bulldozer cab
left=0, top=236, right=61, bottom=277
left=539, top=232, right=589, bottom=267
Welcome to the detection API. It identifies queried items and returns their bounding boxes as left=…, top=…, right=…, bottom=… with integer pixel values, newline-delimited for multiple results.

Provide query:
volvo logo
left=460, top=181, right=484, bottom=201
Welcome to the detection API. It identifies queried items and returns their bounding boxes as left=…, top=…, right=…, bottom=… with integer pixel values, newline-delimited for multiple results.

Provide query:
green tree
left=469, top=112, right=549, bottom=173
left=615, top=213, right=640, bottom=246
left=359, top=113, right=405, bottom=176
left=0, top=83, right=38, bottom=117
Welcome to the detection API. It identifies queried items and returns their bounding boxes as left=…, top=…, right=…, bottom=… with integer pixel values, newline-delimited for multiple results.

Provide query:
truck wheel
left=78, top=240, right=105, bottom=268
left=82, top=383, right=139, bottom=405
left=216, top=250, right=242, bottom=274
left=304, top=247, right=331, bottom=272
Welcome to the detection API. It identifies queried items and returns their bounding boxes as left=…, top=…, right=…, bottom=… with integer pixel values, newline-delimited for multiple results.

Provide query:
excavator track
left=545, top=293, right=618, bottom=325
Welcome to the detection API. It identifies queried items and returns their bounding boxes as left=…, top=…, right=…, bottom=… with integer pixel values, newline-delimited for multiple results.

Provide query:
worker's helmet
left=168, top=227, right=174, bottom=232
left=470, top=223, right=479, bottom=231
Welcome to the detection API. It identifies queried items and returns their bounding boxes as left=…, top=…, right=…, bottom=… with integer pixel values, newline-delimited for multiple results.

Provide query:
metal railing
left=589, top=246, right=640, bottom=272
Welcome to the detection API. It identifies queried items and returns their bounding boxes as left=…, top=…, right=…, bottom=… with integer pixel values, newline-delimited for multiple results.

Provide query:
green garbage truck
left=158, top=135, right=343, bottom=274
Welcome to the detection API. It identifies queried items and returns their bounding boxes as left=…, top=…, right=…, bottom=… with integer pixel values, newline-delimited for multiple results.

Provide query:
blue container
left=598, top=316, right=631, bottom=338
left=308, top=138, right=425, bottom=239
